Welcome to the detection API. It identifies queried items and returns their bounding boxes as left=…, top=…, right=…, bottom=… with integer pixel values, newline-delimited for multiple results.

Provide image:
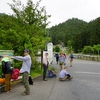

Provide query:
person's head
left=24, top=49, right=30, bottom=56
left=60, top=52, right=63, bottom=56
left=70, top=51, right=73, bottom=54
left=45, top=53, right=48, bottom=57
left=64, top=67, right=68, bottom=71
left=0, top=56, right=3, bottom=61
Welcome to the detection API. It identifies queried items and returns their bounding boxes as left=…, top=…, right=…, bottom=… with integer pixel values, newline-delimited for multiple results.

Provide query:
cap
left=24, top=49, right=29, bottom=53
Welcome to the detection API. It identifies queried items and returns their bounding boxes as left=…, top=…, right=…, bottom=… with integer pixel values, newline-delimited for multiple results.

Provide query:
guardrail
left=74, top=54, right=100, bottom=61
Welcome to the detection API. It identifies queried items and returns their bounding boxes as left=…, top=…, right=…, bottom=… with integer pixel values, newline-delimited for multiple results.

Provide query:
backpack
left=12, top=68, right=20, bottom=80
left=70, top=54, right=74, bottom=58
left=47, top=70, right=56, bottom=78
left=55, top=54, right=59, bottom=58
left=2, top=61, right=13, bottom=74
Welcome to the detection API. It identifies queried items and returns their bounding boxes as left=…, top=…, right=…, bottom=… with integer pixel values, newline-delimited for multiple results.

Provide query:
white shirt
left=13, top=55, right=32, bottom=74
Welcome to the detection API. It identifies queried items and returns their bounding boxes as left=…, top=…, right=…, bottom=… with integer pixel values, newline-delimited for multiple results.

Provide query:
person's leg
left=5, top=74, right=10, bottom=92
left=66, top=74, right=73, bottom=79
left=56, top=58, right=59, bottom=64
left=9, top=74, right=12, bottom=91
left=70, top=59, right=73, bottom=67
left=22, top=72, right=30, bottom=95
left=43, top=64, right=47, bottom=80
left=59, top=76, right=68, bottom=81
left=60, top=64, right=62, bottom=71
left=43, top=64, right=45, bottom=80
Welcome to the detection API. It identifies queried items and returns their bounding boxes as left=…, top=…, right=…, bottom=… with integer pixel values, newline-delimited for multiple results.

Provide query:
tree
left=54, top=46, right=60, bottom=52
left=0, top=0, right=51, bottom=69
left=93, top=44, right=100, bottom=55
left=82, top=46, right=93, bottom=55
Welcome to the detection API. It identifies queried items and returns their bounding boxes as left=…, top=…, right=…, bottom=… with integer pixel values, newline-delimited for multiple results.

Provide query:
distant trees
left=49, top=17, right=100, bottom=54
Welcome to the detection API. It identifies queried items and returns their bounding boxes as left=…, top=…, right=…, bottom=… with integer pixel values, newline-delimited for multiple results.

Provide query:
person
left=0, top=56, right=13, bottom=93
left=54, top=53, right=59, bottom=64
left=11, top=49, right=32, bottom=96
left=59, top=53, right=66, bottom=71
left=59, top=67, right=73, bottom=81
left=42, top=53, right=48, bottom=81
left=69, top=51, right=74, bottom=67
left=63, top=53, right=67, bottom=65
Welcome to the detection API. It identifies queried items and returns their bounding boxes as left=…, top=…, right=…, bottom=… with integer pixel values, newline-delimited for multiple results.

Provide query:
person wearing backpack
left=69, top=51, right=74, bottom=67
left=54, top=53, right=59, bottom=64
left=0, top=56, right=13, bottom=93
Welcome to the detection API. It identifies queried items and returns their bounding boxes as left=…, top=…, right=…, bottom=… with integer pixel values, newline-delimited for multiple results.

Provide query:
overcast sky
left=0, top=0, right=100, bottom=27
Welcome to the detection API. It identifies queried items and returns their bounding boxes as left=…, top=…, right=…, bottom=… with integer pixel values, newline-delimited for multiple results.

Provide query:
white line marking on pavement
left=75, top=71, right=100, bottom=75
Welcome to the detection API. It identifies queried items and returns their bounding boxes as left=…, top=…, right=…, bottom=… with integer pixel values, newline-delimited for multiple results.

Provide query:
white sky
left=0, top=0, right=100, bottom=27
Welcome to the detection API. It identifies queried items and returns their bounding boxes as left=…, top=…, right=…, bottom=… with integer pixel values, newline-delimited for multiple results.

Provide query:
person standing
left=69, top=51, right=74, bottom=67
left=0, top=56, right=13, bottom=93
left=11, top=49, right=32, bottom=95
left=59, top=67, right=73, bottom=81
left=59, top=53, right=66, bottom=71
left=54, top=53, right=59, bottom=64
left=42, top=53, right=48, bottom=81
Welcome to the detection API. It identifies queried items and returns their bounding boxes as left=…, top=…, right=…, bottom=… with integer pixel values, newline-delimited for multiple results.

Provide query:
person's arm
left=65, top=71, right=69, bottom=75
left=12, top=56, right=28, bottom=61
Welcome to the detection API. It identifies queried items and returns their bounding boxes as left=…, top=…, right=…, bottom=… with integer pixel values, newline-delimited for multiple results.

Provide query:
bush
left=54, top=46, right=60, bottom=52
left=82, top=46, right=93, bottom=54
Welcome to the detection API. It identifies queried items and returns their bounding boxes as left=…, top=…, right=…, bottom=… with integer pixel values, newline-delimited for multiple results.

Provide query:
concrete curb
left=0, top=75, right=42, bottom=93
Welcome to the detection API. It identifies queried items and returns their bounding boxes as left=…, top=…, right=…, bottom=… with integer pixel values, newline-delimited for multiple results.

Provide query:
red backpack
left=12, top=68, right=20, bottom=80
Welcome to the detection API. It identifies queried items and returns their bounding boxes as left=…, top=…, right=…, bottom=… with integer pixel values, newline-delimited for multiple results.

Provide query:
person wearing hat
left=0, top=56, right=13, bottom=93
left=11, top=49, right=32, bottom=95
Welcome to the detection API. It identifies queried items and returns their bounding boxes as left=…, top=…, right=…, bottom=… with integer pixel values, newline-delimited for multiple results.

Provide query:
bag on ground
left=0, top=78, right=5, bottom=84
left=47, top=70, right=56, bottom=78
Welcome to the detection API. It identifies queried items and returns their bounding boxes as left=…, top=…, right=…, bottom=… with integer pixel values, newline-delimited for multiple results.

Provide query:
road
left=0, top=57, right=100, bottom=100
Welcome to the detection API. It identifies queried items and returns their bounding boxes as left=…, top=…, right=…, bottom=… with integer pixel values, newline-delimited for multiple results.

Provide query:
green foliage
left=54, top=46, right=60, bottom=52
left=82, top=46, right=93, bottom=54
left=0, top=0, right=51, bottom=70
left=49, top=17, right=100, bottom=53
left=93, top=44, right=100, bottom=54
left=49, top=18, right=87, bottom=46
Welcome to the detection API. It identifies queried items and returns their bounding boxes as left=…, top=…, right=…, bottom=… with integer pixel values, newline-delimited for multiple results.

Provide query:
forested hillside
left=49, top=18, right=100, bottom=53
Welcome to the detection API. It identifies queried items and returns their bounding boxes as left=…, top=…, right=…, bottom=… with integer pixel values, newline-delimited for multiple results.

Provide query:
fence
left=74, top=54, right=100, bottom=61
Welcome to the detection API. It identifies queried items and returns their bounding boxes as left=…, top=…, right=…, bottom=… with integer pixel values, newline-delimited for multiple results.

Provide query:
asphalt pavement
left=0, top=57, right=100, bottom=100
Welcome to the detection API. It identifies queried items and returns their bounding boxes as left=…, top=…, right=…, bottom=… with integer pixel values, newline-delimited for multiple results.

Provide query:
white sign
left=47, top=42, right=53, bottom=64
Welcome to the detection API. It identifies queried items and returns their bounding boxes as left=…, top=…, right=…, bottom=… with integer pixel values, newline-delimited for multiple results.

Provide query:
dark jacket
left=2, top=61, right=13, bottom=74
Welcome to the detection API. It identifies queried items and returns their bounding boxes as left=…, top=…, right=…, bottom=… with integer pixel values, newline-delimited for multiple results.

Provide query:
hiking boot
left=22, top=92, right=30, bottom=96
left=43, top=79, right=47, bottom=81
left=69, top=76, right=73, bottom=80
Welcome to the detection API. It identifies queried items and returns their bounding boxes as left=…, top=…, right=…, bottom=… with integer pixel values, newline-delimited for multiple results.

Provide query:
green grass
left=30, top=66, right=57, bottom=78
left=30, top=69, right=43, bottom=78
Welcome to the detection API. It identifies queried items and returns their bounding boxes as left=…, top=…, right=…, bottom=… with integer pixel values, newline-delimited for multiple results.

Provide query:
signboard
left=47, top=42, right=53, bottom=64
left=0, top=50, right=14, bottom=65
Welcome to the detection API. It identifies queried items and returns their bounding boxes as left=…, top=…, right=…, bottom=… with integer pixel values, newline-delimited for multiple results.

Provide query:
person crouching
left=59, top=67, right=73, bottom=81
